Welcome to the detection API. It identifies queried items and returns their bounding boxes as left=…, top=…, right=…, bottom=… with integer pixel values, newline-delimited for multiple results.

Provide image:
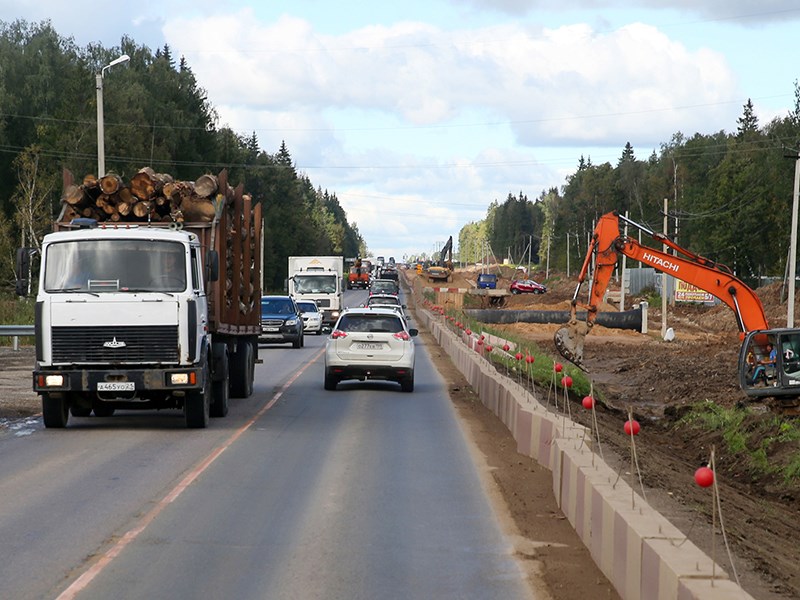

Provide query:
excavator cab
left=739, top=330, right=800, bottom=400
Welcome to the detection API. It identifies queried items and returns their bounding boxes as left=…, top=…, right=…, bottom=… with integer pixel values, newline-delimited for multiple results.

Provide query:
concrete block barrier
left=419, top=308, right=754, bottom=600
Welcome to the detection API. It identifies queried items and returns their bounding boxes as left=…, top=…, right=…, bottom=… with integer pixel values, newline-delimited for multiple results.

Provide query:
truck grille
left=51, top=325, right=179, bottom=364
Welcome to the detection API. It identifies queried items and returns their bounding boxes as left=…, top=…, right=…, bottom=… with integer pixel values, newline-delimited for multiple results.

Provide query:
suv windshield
left=338, top=313, right=403, bottom=333
left=261, top=298, right=294, bottom=315
left=44, top=239, right=186, bottom=293
left=371, top=281, right=398, bottom=294
left=367, top=296, right=399, bottom=306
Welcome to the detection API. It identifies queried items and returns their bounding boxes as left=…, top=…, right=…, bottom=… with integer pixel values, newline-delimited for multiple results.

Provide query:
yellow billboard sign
left=675, top=280, right=715, bottom=303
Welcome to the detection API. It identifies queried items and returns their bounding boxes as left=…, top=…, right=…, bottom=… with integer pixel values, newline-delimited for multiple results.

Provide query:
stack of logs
left=60, top=167, right=232, bottom=224
left=60, top=167, right=260, bottom=317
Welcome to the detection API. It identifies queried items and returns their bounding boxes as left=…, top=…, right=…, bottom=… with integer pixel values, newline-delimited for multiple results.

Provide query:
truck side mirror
left=15, top=247, right=32, bottom=297
left=206, top=250, right=219, bottom=282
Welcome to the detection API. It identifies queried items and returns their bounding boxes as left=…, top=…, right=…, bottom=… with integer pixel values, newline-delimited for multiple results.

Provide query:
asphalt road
left=0, top=290, right=537, bottom=599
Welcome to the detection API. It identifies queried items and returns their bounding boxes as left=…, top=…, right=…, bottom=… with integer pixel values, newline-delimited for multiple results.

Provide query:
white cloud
left=452, top=0, right=800, bottom=25
left=167, top=13, right=740, bottom=151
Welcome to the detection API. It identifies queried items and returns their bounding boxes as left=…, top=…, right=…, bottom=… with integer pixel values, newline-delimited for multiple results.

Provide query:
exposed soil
left=413, top=266, right=800, bottom=600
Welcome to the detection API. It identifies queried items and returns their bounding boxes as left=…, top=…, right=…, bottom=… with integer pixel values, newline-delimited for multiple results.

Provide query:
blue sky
left=3, top=1, right=800, bottom=261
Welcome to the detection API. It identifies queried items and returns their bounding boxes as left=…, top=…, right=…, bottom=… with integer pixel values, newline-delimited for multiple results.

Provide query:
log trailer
left=17, top=169, right=262, bottom=428
left=554, top=211, right=800, bottom=403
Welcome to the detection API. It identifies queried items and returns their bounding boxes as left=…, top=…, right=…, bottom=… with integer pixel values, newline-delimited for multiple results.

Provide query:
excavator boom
left=554, top=211, right=769, bottom=367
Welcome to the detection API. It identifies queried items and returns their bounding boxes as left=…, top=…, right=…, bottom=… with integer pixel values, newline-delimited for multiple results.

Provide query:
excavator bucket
left=554, top=319, right=590, bottom=368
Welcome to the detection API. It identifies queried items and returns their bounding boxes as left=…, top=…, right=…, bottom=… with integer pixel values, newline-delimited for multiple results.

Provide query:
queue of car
left=260, top=263, right=416, bottom=392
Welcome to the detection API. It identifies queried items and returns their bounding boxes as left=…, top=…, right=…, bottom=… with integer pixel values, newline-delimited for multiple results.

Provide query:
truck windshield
left=44, top=239, right=187, bottom=293
left=293, top=274, right=337, bottom=294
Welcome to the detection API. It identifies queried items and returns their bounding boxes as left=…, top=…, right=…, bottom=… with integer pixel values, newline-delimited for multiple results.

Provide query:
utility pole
left=619, top=211, right=628, bottom=311
left=545, top=229, right=551, bottom=279
left=662, top=198, right=669, bottom=338
left=788, top=150, right=800, bottom=327
left=566, top=232, right=570, bottom=276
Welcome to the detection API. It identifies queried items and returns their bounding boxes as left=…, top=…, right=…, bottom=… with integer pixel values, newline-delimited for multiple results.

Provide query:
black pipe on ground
left=464, top=305, right=644, bottom=331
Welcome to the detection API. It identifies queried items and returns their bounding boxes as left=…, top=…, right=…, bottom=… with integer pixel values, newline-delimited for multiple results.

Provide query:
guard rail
left=0, top=325, right=34, bottom=351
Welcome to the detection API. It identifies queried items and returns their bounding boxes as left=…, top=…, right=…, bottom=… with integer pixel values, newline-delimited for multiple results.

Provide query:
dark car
left=260, top=295, right=304, bottom=347
left=370, top=278, right=400, bottom=296
left=476, top=273, right=497, bottom=289
left=379, top=268, right=398, bottom=281
left=509, top=279, right=547, bottom=294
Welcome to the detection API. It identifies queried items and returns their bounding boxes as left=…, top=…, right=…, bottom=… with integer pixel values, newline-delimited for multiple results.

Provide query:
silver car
left=324, top=308, right=417, bottom=392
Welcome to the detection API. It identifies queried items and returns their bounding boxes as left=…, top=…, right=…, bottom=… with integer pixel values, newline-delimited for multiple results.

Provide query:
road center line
left=56, top=348, right=324, bottom=600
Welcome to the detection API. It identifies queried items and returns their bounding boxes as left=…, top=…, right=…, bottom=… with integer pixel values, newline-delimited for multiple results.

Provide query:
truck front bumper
left=33, top=366, right=205, bottom=394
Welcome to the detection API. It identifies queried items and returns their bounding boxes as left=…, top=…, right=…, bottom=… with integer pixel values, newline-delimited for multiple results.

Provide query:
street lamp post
left=95, top=54, right=130, bottom=177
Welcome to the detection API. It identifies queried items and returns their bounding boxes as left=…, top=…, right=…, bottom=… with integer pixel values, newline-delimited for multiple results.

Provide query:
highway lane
left=0, top=289, right=537, bottom=599
left=0, top=335, right=320, bottom=599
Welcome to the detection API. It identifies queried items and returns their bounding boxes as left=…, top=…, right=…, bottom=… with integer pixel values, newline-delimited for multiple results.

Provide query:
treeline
left=0, top=20, right=364, bottom=292
left=460, top=95, right=800, bottom=286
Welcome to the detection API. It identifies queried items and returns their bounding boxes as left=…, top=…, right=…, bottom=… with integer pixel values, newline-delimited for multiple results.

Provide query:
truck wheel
left=229, top=340, right=254, bottom=398
left=185, top=361, right=211, bottom=428
left=211, top=346, right=229, bottom=418
left=42, top=393, right=69, bottom=428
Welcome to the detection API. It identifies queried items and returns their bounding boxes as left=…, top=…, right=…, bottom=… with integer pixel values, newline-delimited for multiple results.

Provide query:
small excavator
left=554, top=211, right=800, bottom=404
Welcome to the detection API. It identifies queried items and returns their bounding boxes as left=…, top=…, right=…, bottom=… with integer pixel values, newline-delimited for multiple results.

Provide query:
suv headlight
left=286, top=318, right=299, bottom=326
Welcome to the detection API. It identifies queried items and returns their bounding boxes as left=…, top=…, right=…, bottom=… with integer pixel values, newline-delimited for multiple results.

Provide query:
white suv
left=324, top=308, right=417, bottom=392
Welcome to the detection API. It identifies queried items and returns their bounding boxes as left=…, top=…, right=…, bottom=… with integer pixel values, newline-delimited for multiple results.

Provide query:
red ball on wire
left=694, top=466, right=714, bottom=488
left=554, top=363, right=563, bottom=373
left=502, top=344, right=510, bottom=352
left=582, top=396, right=595, bottom=409
left=624, top=420, right=641, bottom=436
left=562, top=375, right=573, bottom=388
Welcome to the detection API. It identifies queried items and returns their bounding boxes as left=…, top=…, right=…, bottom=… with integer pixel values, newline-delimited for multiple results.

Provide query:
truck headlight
left=170, top=373, right=190, bottom=385
left=44, top=374, right=64, bottom=387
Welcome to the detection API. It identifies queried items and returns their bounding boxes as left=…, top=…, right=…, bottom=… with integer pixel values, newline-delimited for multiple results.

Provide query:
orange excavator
left=554, top=211, right=800, bottom=402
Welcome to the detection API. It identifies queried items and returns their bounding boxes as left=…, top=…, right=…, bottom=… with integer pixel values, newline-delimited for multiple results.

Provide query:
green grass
left=438, top=307, right=596, bottom=401
left=0, top=294, right=35, bottom=347
left=679, top=401, right=800, bottom=486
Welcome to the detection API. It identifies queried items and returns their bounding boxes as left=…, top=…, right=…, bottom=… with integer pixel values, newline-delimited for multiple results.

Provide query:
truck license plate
left=98, top=381, right=135, bottom=391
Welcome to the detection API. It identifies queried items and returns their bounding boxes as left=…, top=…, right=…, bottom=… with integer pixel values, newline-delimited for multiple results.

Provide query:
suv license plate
left=98, top=381, right=135, bottom=391
left=355, top=342, right=383, bottom=350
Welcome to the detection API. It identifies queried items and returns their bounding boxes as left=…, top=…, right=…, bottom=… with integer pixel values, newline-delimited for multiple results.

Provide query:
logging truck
left=17, top=168, right=262, bottom=428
